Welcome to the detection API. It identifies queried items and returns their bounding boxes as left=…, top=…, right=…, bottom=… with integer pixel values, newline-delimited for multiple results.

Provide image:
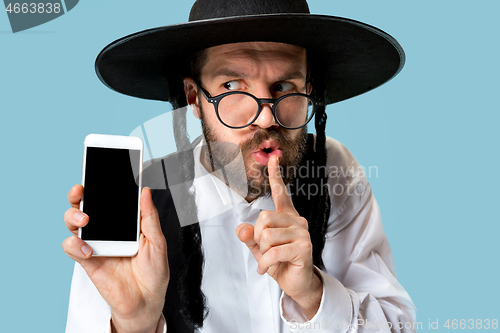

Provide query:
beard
left=199, top=103, right=308, bottom=200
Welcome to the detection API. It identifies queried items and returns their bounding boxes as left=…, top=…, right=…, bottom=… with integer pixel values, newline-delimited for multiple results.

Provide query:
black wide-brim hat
left=95, top=0, right=405, bottom=105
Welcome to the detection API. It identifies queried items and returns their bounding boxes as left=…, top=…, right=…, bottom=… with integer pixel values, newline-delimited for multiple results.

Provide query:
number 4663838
left=444, top=319, right=498, bottom=330
left=5, top=3, right=61, bottom=14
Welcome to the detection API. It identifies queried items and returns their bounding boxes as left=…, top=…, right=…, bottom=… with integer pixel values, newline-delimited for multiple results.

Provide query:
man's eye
left=273, top=82, right=294, bottom=92
left=223, top=81, right=243, bottom=90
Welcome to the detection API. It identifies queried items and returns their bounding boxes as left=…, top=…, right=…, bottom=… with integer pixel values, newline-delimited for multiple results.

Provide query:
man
left=64, top=1, right=416, bottom=332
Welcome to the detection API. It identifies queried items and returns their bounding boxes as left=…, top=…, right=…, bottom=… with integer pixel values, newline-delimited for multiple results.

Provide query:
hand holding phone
left=62, top=134, right=169, bottom=332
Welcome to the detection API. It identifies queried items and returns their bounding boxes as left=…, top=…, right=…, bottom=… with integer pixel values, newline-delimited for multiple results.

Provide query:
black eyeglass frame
left=196, top=83, right=325, bottom=130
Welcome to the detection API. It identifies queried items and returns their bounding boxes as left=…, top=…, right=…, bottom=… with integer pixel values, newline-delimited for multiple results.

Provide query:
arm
left=63, top=186, right=169, bottom=333
left=281, top=191, right=416, bottom=332
left=280, top=137, right=416, bottom=332
left=236, top=138, right=416, bottom=332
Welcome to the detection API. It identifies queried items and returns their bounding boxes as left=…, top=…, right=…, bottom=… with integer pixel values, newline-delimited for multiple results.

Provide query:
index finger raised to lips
left=268, top=155, right=296, bottom=214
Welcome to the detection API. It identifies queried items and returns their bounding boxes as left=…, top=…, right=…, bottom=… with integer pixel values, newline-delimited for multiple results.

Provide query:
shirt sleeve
left=280, top=266, right=352, bottom=333
left=279, top=137, right=417, bottom=333
left=65, top=262, right=168, bottom=333
left=65, top=262, right=112, bottom=333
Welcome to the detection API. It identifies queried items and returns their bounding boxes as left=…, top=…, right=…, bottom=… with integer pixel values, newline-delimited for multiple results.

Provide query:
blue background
left=1, top=1, right=499, bottom=331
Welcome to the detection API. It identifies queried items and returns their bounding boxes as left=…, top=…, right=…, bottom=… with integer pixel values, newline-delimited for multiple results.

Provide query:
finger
left=257, top=243, right=303, bottom=275
left=62, top=236, right=105, bottom=276
left=235, top=223, right=262, bottom=261
left=62, top=235, right=94, bottom=261
left=253, top=211, right=288, bottom=246
left=268, top=155, right=296, bottom=214
left=254, top=211, right=308, bottom=245
left=64, top=207, right=89, bottom=235
left=67, top=185, right=84, bottom=209
left=140, top=187, right=165, bottom=246
left=259, top=226, right=309, bottom=255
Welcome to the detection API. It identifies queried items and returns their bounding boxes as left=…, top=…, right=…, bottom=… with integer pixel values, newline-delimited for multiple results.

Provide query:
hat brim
left=95, top=13, right=405, bottom=105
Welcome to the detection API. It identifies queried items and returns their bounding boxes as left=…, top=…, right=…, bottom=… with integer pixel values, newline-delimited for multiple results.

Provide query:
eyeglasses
left=197, top=83, right=324, bottom=130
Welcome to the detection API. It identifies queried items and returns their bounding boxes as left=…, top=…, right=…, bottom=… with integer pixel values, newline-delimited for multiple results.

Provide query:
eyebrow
left=211, top=69, right=307, bottom=82
left=212, top=69, right=249, bottom=79
left=278, top=71, right=307, bottom=82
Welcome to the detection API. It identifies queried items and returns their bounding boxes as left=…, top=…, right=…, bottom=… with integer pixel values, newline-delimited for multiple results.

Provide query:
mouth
left=250, top=140, right=283, bottom=166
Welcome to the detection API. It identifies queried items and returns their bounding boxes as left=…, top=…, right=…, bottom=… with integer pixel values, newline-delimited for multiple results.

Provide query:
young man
left=64, top=1, right=416, bottom=332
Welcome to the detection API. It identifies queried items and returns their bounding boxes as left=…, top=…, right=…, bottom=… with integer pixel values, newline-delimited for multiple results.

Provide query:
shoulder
left=324, top=136, right=361, bottom=175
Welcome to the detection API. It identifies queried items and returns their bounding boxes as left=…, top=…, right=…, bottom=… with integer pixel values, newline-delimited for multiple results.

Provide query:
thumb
left=140, top=187, right=163, bottom=244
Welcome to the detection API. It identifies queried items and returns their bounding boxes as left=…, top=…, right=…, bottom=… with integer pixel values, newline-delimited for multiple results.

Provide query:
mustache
left=206, top=128, right=292, bottom=170
left=240, top=128, right=292, bottom=152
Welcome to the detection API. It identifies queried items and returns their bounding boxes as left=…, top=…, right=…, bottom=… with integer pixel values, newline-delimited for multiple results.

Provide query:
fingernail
left=74, top=212, right=86, bottom=223
left=238, top=226, right=250, bottom=238
left=81, top=245, right=92, bottom=256
left=257, top=267, right=264, bottom=275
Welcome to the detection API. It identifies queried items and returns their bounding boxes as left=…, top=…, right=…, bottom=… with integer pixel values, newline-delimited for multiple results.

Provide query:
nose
left=252, top=102, right=277, bottom=129
left=251, top=90, right=278, bottom=129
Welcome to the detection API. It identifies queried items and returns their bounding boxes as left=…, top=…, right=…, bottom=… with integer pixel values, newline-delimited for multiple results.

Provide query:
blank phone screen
left=81, top=147, right=141, bottom=241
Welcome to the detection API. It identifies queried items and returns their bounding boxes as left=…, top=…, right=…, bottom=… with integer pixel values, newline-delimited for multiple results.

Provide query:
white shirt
left=65, top=136, right=416, bottom=333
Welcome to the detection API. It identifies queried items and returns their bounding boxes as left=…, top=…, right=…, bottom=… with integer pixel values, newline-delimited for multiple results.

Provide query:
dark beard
left=199, top=104, right=308, bottom=200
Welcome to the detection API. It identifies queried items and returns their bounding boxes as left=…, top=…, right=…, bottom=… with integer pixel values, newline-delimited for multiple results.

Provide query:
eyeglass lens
left=217, top=94, right=314, bottom=128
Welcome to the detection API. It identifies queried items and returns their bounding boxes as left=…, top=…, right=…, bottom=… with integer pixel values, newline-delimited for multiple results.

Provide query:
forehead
left=200, top=42, right=307, bottom=79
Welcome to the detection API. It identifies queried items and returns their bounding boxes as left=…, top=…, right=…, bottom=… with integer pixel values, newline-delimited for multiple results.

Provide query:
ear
left=307, top=81, right=313, bottom=95
left=184, top=77, right=201, bottom=119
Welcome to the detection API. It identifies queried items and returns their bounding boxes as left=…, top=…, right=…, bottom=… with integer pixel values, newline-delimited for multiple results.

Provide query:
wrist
left=292, top=268, right=323, bottom=320
left=111, top=310, right=162, bottom=333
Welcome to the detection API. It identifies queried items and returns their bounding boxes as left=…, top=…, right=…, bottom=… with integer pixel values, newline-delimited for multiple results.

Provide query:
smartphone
left=79, top=134, right=143, bottom=256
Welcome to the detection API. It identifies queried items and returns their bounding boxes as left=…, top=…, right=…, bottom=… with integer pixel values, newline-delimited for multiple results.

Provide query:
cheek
left=201, top=103, right=224, bottom=137
left=208, top=119, right=232, bottom=142
left=203, top=107, right=247, bottom=144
